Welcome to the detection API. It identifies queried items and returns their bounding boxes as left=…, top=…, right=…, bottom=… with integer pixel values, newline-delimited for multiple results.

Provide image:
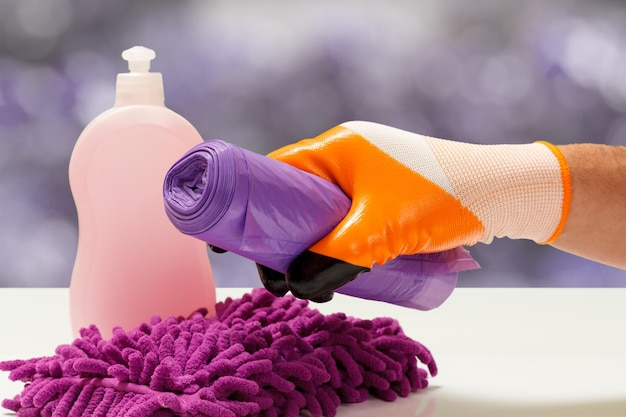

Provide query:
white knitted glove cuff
left=425, top=139, right=569, bottom=244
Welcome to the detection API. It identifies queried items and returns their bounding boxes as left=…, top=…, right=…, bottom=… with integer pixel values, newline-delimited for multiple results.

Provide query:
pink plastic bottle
left=68, top=46, right=216, bottom=339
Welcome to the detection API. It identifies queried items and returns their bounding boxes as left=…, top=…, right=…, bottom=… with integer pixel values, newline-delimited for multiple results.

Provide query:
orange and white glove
left=259, top=121, right=572, bottom=301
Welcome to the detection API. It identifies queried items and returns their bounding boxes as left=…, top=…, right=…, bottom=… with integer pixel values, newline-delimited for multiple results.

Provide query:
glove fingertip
left=256, top=263, right=289, bottom=297
left=208, top=244, right=228, bottom=254
left=286, top=250, right=369, bottom=300
left=310, top=292, right=334, bottom=303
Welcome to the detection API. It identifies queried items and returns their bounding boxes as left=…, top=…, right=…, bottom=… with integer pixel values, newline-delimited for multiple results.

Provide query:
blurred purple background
left=1, top=0, right=624, bottom=288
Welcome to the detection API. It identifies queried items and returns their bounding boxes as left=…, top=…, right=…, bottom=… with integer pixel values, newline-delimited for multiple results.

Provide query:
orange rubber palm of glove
left=258, top=121, right=572, bottom=301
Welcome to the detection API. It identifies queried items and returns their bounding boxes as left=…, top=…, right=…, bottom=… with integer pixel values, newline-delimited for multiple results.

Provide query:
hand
left=207, top=246, right=336, bottom=302
left=259, top=121, right=570, bottom=300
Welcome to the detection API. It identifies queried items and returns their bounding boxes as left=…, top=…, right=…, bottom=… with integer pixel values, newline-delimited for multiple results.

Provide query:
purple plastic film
left=163, top=140, right=479, bottom=310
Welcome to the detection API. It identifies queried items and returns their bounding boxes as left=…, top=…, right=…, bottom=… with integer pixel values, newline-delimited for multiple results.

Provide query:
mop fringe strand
left=1, top=289, right=436, bottom=417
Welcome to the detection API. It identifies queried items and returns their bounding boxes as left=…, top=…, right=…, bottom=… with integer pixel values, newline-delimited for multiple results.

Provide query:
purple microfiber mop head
left=2, top=289, right=436, bottom=417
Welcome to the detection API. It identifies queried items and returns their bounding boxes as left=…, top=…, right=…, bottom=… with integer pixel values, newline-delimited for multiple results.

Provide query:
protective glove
left=259, top=121, right=572, bottom=300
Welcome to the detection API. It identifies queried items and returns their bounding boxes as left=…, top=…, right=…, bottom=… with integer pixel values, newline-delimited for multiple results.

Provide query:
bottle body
left=69, top=105, right=216, bottom=338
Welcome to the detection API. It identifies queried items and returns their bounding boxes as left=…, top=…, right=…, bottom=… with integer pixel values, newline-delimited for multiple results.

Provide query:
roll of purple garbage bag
left=163, top=140, right=479, bottom=310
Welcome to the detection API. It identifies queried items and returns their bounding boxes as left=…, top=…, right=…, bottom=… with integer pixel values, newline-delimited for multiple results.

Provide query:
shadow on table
left=331, top=387, right=626, bottom=417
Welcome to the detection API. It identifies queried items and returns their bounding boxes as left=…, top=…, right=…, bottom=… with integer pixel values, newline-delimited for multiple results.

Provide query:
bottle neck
left=114, top=72, right=165, bottom=107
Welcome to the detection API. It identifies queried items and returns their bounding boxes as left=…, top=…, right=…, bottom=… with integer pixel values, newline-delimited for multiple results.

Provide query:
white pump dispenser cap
left=115, top=46, right=164, bottom=106
left=122, top=46, right=156, bottom=73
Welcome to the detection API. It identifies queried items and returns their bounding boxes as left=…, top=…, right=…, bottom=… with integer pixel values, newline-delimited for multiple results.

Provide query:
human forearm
left=551, top=144, right=626, bottom=269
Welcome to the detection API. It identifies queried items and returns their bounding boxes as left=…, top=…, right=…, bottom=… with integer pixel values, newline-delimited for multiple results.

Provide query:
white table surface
left=1, top=287, right=626, bottom=417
